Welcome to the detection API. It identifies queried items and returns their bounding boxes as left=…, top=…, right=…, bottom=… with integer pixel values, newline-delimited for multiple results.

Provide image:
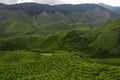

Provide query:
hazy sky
left=0, top=0, right=119, bottom=6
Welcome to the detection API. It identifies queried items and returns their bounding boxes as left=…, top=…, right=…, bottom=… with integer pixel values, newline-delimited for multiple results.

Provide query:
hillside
left=0, top=50, right=119, bottom=80
left=99, top=3, right=120, bottom=14
left=88, top=18, right=120, bottom=57
left=0, top=18, right=120, bottom=57
left=0, top=3, right=120, bottom=37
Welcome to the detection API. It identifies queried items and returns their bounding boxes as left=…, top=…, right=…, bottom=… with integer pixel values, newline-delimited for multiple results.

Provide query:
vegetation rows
left=0, top=50, right=120, bottom=80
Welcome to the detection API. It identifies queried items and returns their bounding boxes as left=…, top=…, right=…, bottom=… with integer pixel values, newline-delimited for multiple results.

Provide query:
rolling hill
left=88, top=18, right=120, bottom=57
left=0, top=18, right=120, bottom=57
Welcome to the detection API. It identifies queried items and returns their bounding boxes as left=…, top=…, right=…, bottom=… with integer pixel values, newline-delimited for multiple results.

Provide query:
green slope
left=0, top=18, right=120, bottom=58
left=88, top=18, right=120, bottom=57
left=0, top=21, right=36, bottom=37
left=0, top=50, right=119, bottom=80
left=0, top=10, right=31, bottom=23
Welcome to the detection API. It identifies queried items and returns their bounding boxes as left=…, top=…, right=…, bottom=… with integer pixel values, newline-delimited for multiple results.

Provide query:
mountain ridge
left=0, top=3, right=118, bottom=15
left=98, top=3, right=120, bottom=14
left=1, top=3, right=119, bottom=37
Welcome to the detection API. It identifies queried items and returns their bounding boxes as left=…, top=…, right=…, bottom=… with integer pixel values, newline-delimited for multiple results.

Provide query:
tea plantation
left=0, top=50, right=119, bottom=80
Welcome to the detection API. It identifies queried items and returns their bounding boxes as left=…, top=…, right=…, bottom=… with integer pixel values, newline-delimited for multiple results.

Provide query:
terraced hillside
left=0, top=50, right=120, bottom=80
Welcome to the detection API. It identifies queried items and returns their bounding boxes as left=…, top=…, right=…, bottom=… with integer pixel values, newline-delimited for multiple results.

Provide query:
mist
left=0, top=0, right=65, bottom=5
left=0, top=0, right=119, bottom=6
left=0, top=0, right=17, bottom=4
left=34, top=0, right=65, bottom=5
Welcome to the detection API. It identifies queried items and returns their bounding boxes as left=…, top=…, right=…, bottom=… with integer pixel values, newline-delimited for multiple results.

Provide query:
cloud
left=17, top=0, right=35, bottom=3
left=0, top=0, right=65, bottom=5
left=0, top=0, right=17, bottom=4
left=0, top=0, right=119, bottom=6
left=34, top=0, right=65, bottom=5
left=0, top=0, right=35, bottom=4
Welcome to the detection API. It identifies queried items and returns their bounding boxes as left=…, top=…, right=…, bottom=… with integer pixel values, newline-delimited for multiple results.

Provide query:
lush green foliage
left=0, top=3, right=120, bottom=80
left=88, top=18, right=120, bottom=57
left=0, top=50, right=119, bottom=80
left=1, top=3, right=118, bottom=37
left=0, top=18, right=120, bottom=57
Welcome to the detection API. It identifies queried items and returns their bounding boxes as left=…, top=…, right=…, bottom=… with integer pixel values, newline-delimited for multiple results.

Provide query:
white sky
left=0, top=0, right=119, bottom=6
left=64, top=0, right=120, bottom=6
left=17, top=0, right=35, bottom=3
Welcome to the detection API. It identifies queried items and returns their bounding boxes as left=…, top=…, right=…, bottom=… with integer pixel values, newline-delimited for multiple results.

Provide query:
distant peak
left=99, top=3, right=105, bottom=5
left=98, top=3, right=114, bottom=9
left=99, top=3, right=108, bottom=5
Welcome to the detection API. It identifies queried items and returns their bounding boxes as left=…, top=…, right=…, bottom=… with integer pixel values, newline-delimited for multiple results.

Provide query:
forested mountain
left=0, top=3, right=115, bottom=15
left=0, top=3, right=120, bottom=37
left=99, top=3, right=120, bottom=14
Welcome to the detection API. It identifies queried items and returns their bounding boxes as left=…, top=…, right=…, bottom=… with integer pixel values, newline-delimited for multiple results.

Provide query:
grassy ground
left=0, top=50, right=120, bottom=80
